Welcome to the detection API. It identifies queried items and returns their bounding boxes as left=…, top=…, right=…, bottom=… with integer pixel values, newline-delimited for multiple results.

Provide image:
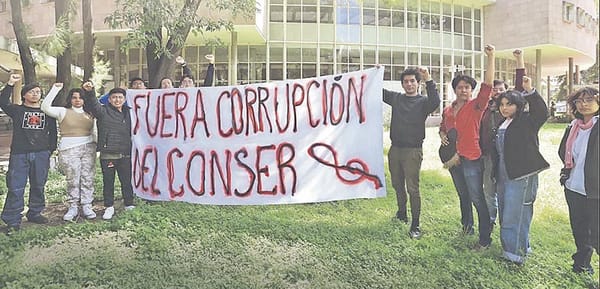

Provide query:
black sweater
left=496, top=90, right=549, bottom=180
left=0, top=85, right=57, bottom=154
left=82, top=90, right=131, bottom=155
left=383, top=80, right=440, bottom=148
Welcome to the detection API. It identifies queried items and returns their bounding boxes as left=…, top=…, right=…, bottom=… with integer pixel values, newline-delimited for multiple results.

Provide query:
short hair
left=159, top=77, right=172, bottom=89
left=567, top=87, right=599, bottom=120
left=181, top=74, right=194, bottom=83
left=493, top=79, right=509, bottom=90
left=497, top=90, right=527, bottom=118
left=65, top=88, right=85, bottom=108
left=400, top=68, right=421, bottom=83
left=21, top=83, right=42, bottom=98
left=129, top=77, right=144, bottom=88
left=108, top=87, right=126, bottom=97
left=451, top=75, right=477, bottom=90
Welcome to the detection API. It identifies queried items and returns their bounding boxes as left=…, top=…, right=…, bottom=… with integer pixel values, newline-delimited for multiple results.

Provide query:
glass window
left=464, top=36, right=472, bottom=51
left=453, top=18, right=462, bottom=33
left=421, top=14, right=430, bottom=29
left=321, top=6, right=334, bottom=23
left=363, top=47, right=376, bottom=64
left=336, top=24, right=361, bottom=43
left=432, top=53, right=440, bottom=66
left=442, top=3, right=452, bottom=16
left=270, top=5, right=283, bottom=22
left=392, top=66, right=405, bottom=81
left=250, top=46, right=266, bottom=62
left=463, top=19, right=471, bottom=35
left=302, top=23, right=318, bottom=41
left=422, top=53, right=430, bottom=66
left=463, top=7, right=471, bottom=19
left=270, top=46, right=284, bottom=62
left=364, top=26, right=378, bottom=44
left=474, top=8, right=481, bottom=20
left=379, top=49, right=391, bottom=65
left=184, top=47, right=198, bottom=63
left=392, top=10, right=404, bottom=27
left=287, top=23, right=302, bottom=41
left=269, top=23, right=284, bottom=40
left=287, top=47, right=302, bottom=62
left=443, top=16, right=451, bottom=32
left=453, top=5, right=462, bottom=17
left=320, top=64, right=333, bottom=76
left=303, top=64, right=317, bottom=78
left=379, top=9, right=391, bottom=26
left=474, top=21, right=481, bottom=36
left=288, top=6, right=302, bottom=22
left=129, top=48, right=140, bottom=65
left=270, top=63, right=283, bottom=80
left=303, top=46, right=317, bottom=62
left=474, top=36, right=481, bottom=51
left=407, top=12, right=418, bottom=28
left=364, top=9, right=376, bottom=25
left=563, top=1, right=574, bottom=23
left=237, top=46, right=249, bottom=62
left=576, top=7, right=585, bottom=26
left=287, top=64, right=301, bottom=79
left=320, top=24, right=335, bottom=42
left=430, top=15, right=440, bottom=30
left=392, top=51, right=405, bottom=65
left=408, top=52, right=418, bottom=65
left=320, top=47, right=334, bottom=62
left=304, top=6, right=317, bottom=23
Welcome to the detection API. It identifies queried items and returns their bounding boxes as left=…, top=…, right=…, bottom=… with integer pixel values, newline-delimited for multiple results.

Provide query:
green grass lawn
left=0, top=124, right=598, bottom=289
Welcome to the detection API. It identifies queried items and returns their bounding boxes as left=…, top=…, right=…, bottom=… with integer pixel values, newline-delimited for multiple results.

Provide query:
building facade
left=0, top=0, right=598, bottom=110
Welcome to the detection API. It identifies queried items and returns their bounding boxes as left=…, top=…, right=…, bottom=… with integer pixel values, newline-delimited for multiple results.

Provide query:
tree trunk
left=144, top=0, right=201, bottom=88
left=82, top=0, right=94, bottom=81
left=55, top=0, right=72, bottom=106
left=9, top=0, right=37, bottom=84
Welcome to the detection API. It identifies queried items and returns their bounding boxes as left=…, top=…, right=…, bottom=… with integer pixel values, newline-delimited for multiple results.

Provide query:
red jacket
left=440, top=83, right=492, bottom=160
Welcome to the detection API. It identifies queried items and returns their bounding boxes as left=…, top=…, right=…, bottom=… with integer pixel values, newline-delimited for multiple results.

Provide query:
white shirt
left=565, top=116, right=598, bottom=196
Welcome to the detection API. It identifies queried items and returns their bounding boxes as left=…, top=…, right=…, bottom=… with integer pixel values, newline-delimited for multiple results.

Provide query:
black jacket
left=383, top=80, right=440, bottom=148
left=497, top=90, right=549, bottom=180
left=558, top=120, right=599, bottom=199
left=0, top=85, right=57, bottom=154
left=83, top=90, right=131, bottom=155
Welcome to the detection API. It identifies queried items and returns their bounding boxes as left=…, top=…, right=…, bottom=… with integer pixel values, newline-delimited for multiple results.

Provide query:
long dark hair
left=567, top=87, right=599, bottom=120
left=65, top=88, right=85, bottom=108
left=496, top=90, right=526, bottom=118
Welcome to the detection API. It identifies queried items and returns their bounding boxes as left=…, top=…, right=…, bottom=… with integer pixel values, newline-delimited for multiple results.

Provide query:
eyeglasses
left=573, top=96, right=597, bottom=105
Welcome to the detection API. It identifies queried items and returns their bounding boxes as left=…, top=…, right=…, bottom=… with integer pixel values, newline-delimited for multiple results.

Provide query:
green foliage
left=104, top=0, right=254, bottom=58
left=0, top=125, right=597, bottom=288
left=90, top=54, right=112, bottom=94
left=41, top=0, right=79, bottom=57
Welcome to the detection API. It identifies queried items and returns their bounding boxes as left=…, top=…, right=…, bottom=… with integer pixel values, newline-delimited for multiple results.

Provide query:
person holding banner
left=82, top=82, right=135, bottom=220
left=383, top=67, right=440, bottom=239
left=440, top=44, right=495, bottom=250
left=176, top=54, right=215, bottom=88
left=41, top=85, right=97, bottom=221
left=1, top=74, right=57, bottom=234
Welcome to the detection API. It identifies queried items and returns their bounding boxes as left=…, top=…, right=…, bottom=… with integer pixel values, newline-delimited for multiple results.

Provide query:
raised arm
left=41, top=83, right=66, bottom=122
left=513, top=49, right=525, bottom=92
left=202, top=54, right=215, bottom=87
left=0, top=74, right=21, bottom=116
left=419, top=67, right=440, bottom=114
left=522, top=76, right=548, bottom=130
left=474, top=45, right=495, bottom=108
left=81, top=82, right=103, bottom=119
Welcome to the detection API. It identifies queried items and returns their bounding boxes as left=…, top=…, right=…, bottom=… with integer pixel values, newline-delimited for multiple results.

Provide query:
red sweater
left=440, top=83, right=492, bottom=160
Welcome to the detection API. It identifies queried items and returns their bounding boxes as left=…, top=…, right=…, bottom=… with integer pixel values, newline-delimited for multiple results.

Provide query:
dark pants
left=565, top=189, right=599, bottom=269
left=449, top=163, right=474, bottom=229
left=1, top=151, right=50, bottom=227
left=388, top=146, right=423, bottom=228
left=100, top=157, right=134, bottom=207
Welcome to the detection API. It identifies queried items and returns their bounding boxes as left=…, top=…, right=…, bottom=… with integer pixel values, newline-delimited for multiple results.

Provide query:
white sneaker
left=63, top=206, right=79, bottom=221
left=102, top=206, right=115, bottom=220
left=124, top=205, right=136, bottom=211
left=82, top=204, right=96, bottom=219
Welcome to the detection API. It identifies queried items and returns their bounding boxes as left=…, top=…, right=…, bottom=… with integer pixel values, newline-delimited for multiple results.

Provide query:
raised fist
left=53, top=83, right=64, bottom=89
left=512, top=49, right=522, bottom=58
left=418, top=66, right=430, bottom=81
left=82, top=81, right=94, bottom=92
left=205, top=54, right=215, bottom=64
left=8, top=74, right=21, bottom=85
left=484, top=44, right=495, bottom=56
left=175, top=56, right=186, bottom=65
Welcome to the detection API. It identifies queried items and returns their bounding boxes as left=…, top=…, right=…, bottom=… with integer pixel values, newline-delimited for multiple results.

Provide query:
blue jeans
left=1, top=151, right=51, bottom=227
left=497, top=174, right=538, bottom=264
left=482, top=153, right=498, bottom=224
left=449, top=164, right=473, bottom=229
left=461, top=157, right=492, bottom=246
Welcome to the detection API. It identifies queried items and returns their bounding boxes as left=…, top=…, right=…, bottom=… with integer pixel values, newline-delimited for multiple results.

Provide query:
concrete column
left=568, top=57, right=574, bottom=96
left=114, top=37, right=121, bottom=87
left=535, top=49, right=542, bottom=92
left=575, top=65, right=580, bottom=84
left=547, top=75, right=551, bottom=104
left=229, top=31, right=238, bottom=86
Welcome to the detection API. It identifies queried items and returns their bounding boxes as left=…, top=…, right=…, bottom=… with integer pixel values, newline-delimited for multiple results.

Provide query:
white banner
left=128, top=67, right=386, bottom=205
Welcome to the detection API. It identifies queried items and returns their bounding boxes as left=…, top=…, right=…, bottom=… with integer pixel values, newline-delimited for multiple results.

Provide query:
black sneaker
left=27, top=215, right=49, bottom=224
left=409, top=227, right=421, bottom=239
left=472, top=242, right=490, bottom=252
left=572, top=265, right=594, bottom=274
left=6, top=225, right=20, bottom=236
